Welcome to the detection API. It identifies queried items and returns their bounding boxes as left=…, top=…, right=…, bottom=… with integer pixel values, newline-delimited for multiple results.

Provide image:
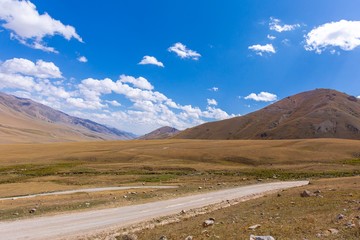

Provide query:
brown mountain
left=0, top=92, right=135, bottom=143
left=139, top=126, right=180, bottom=140
left=175, top=89, right=360, bottom=140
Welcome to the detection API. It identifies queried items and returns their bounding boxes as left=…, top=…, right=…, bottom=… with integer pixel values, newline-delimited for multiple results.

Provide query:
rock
left=185, top=236, right=193, bottom=240
left=277, top=193, right=281, bottom=197
left=159, top=236, right=168, bottom=240
left=180, top=210, right=186, bottom=214
left=248, top=224, right=261, bottom=230
left=203, top=219, right=215, bottom=227
left=121, top=234, right=138, bottom=240
left=336, top=214, right=345, bottom=220
left=85, top=202, right=90, bottom=207
left=13, top=212, right=19, bottom=216
left=345, top=221, right=355, bottom=228
left=198, top=187, right=202, bottom=190
left=327, top=228, right=339, bottom=234
left=314, top=190, right=321, bottom=194
left=300, top=190, right=314, bottom=197
left=250, top=235, right=275, bottom=240
left=29, top=208, right=36, bottom=213
left=257, top=179, right=263, bottom=182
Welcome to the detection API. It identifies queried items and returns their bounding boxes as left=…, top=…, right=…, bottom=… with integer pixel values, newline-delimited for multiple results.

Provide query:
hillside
left=175, top=89, right=360, bottom=140
left=139, top=126, right=180, bottom=140
left=0, top=92, right=135, bottom=143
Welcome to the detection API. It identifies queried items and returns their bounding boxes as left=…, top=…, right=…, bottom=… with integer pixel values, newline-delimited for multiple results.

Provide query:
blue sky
left=1, top=0, right=360, bottom=134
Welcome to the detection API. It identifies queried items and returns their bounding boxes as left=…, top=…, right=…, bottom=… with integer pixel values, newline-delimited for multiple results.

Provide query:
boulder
left=203, top=219, right=215, bottom=227
left=159, top=236, right=168, bottom=240
left=250, top=235, right=275, bottom=240
left=185, top=236, right=193, bottom=240
left=300, top=190, right=314, bottom=197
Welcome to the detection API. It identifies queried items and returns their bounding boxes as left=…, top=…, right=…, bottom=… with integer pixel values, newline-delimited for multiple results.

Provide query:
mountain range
left=0, top=92, right=135, bottom=143
left=175, top=89, right=360, bottom=140
left=138, top=126, right=180, bottom=140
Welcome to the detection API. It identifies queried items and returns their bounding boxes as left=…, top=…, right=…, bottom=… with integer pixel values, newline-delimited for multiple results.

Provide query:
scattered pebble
left=336, top=214, right=345, bottom=220
left=121, top=234, right=138, bottom=240
left=248, top=224, right=261, bottom=230
left=29, top=208, right=36, bottom=214
left=327, top=228, right=339, bottom=234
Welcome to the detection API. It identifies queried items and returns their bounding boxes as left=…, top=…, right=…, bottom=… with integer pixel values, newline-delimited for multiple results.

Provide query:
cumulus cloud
left=305, top=20, right=360, bottom=53
left=267, top=34, right=276, bottom=40
left=209, top=87, right=219, bottom=92
left=248, top=44, right=276, bottom=56
left=244, top=92, right=277, bottom=102
left=119, top=75, right=154, bottom=90
left=207, top=98, right=217, bottom=106
left=138, top=56, right=164, bottom=67
left=106, top=100, right=121, bottom=107
left=168, top=42, right=201, bottom=60
left=0, top=57, right=236, bottom=134
left=269, top=17, right=300, bottom=32
left=0, top=0, right=83, bottom=52
left=77, top=56, right=88, bottom=63
left=0, top=58, right=62, bottom=78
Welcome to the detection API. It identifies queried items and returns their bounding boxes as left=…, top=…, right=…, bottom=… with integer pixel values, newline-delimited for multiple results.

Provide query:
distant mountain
left=175, top=89, right=360, bottom=140
left=0, top=92, right=136, bottom=143
left=139, top=126, right=180, bottom=140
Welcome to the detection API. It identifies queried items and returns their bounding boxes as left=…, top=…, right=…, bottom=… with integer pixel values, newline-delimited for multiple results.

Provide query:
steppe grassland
left=0, top=139, right=359, bottom=220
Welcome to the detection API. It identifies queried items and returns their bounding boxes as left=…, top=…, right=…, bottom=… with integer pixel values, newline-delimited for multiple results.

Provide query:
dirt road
left=0, top=181, right=308, bottom=239
left=0, top=186, right=178, bottom=201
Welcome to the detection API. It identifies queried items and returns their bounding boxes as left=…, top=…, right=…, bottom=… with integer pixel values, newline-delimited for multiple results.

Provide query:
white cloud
left=207, top=98, right=217, bottom=106
left=138, top=56, right=164, bottom=67
left=269, top=17, right=300, bottom=32
left=119, top=75, right=154, bottom=90
left=267, top=34, right=276, bottom=40
left=168, top=42, right=201, bottom=60
left=209, top=87, right=219, bottom=92
left=244, top=92, right=278, bottom=102
left=0, top=58, right=62, bottom=78
left=248, top=44, right=276, bottom=56
left=106, top=100, right=121, bottom=107
left=0, top=0, right=83, bottom=52
left=0, top=57, right=236, bottom=134
left=305, top=20, right=360, bottom=54
left=77, top=56, right=88, bottom=63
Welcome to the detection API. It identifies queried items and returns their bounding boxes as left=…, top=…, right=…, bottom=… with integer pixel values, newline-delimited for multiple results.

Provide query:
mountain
left=139, top=126, right=180, bottom=140
left=175, top=89, right=360, bottom=140
left=0, top=92, right=136, bottom=143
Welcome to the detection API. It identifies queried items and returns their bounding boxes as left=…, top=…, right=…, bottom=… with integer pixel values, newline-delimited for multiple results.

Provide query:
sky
left=1, top=0, right=360, bottom=135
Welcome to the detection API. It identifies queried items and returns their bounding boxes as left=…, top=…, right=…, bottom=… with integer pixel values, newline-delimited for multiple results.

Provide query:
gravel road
left=0, top=186, right=178, bottom=201
left=0, top=181, right=308, bottom=239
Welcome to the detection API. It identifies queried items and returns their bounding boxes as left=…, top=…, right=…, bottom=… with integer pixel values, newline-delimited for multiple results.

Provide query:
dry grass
left=135, top=176, right=360, bottom=240
left=0, top=139, right=359, bottom=221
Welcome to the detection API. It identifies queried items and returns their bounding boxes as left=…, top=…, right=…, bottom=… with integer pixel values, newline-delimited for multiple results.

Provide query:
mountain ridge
left=139, top=126, right=180, bottom=140
left=175, top=89, right=360, bottom=140
left=0, top=92, right=136, bottom=143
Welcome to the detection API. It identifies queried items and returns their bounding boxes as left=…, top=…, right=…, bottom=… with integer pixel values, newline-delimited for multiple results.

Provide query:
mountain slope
left=175, top=89, right=360, bottom=140
left=0, top=92, right=135, bottom=143
left=139, top=126, right=180, bottom=140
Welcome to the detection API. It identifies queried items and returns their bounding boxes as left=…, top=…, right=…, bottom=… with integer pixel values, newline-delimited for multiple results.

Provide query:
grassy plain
left=0, top=138, right=359, bottom=223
